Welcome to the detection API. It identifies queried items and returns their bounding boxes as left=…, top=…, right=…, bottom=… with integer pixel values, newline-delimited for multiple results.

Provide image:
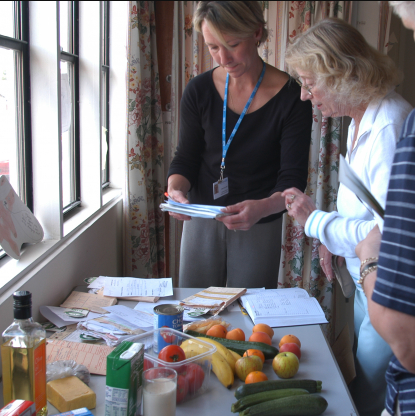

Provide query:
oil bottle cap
left=13, top=291, right=32, bottom=319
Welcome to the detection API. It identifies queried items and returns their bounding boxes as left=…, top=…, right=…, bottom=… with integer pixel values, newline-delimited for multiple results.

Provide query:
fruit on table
left=245, top=371, right=268, bottom=384
left=234, top=379, right=323, bottom=399
left=238, top=393, right=328, bottom=416
left=231, top=388, right=310, bottom=413
left=243, top=349, right=265, bottom=363
left=279, top=334, right=301, bottom=349
left=235, top=355, right=263, bottom=382
left=279, top=342, right=301, bottom=360
left=252, top=323, right=274, bottom=339
left=272, top=352, right=300, bottom=379
left=176, top=374, right=189, bottom=403
left=181, top=363, right=205, bottom=394
left=206, top=324, right=228, bottom=338
left=158, top=344, right=186, bottom=362
left=184, top=330, right=279, bottom=360
left=248, top=331, right=272, bottom=345
left=211, top=350, right=234, bottom=388
left=229, top=349, right=242, bottom=361
left=226, top=328, right=246, bottom=341
left=195, top=336, right=237, bottom=373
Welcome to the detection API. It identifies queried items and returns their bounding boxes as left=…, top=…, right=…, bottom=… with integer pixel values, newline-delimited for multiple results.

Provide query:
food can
left=153, top=304, right=184, bottom=352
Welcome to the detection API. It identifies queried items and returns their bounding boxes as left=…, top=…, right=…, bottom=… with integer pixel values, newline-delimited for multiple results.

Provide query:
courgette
left=231, top=388, right=309, bottom=413
left=184, top=329, right=279, bottom=359
left=239, top=394, right=328, bottom=416
left=235, top=379, right=322, bottom=399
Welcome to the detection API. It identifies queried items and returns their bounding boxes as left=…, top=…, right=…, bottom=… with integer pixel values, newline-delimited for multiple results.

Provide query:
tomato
left=176, top=374, right=189, bottom=403
left=158, top=345, right=186, bottom=363
left=182, top=363, right=205, bottom=394
left=160, top=326, right=175, bottom=343
left=144, top=358, right=154, bottom=371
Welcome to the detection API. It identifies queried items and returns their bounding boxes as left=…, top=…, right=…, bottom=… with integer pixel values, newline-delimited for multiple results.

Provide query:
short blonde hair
left=390, top=1, right=415, bottom=21
left=285, top=18, right=402, bottom=107
left=193, top=1, right=268, bottom=48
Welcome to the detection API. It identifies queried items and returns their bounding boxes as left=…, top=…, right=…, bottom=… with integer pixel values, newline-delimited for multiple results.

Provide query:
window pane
left=101, top=69, right=108, bottom=184
left=0, top=1, right=14, bottom=38
left=60, top=60, right=75, bottom=208
left=59, top=1, right=71, bottom=53
left=0, top=47, right=20, bottom=195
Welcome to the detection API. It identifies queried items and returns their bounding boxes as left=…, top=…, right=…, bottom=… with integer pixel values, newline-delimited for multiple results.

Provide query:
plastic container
left=132, top=328, right=216, bottom=403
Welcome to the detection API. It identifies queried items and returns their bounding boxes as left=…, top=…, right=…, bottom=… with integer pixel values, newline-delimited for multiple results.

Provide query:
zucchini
left=235, top=379, right=322, bottom=399
left=239, top=394, right=328, bottom=416
left=231, top=388, right=309, bottom=413
left=184, top=329, right=279, bottom=360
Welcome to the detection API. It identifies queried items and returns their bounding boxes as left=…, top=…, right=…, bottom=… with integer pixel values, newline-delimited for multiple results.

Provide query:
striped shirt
left=374, top=109, right=415, bottom=416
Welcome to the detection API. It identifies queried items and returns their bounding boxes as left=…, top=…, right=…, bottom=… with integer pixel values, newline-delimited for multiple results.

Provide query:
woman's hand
left=281, top=187, right=317, bottom=227
left=167, top=174, right=192, bottom=221
left=217, top=200, right=264, bottom=231
left=355, top=225, right=381, bottom=261
left=318, top=244, right=342, bottom=283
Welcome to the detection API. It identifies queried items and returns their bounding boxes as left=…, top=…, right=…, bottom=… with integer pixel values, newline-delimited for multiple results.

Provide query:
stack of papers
left=160, top=199, right=234, bottom=219
left=240, top=288, right=328, bottom=327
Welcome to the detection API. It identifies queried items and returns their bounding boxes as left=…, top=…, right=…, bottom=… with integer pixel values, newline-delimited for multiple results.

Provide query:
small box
left=49, top=408, right=94, bottom=416
left=105, top=342, right=144, bottom=416
left=133, top=328, right=215, bottom=402
left=0, top=401, right=36, bottom=416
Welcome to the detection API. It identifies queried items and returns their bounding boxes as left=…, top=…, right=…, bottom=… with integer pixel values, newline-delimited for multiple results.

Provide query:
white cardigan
left=305, top=90, right=412, bottom=289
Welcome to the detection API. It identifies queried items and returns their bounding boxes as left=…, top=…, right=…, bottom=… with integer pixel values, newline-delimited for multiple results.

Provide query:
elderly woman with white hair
left=281, top=18, right=412, bottom=416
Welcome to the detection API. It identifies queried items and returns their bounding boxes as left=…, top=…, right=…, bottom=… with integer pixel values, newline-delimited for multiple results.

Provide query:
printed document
left=102, top=276, right=173, bottom=297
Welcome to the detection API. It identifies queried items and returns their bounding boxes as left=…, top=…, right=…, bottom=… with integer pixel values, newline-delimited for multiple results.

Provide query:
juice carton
left=105, top=342, right=144, bottom=416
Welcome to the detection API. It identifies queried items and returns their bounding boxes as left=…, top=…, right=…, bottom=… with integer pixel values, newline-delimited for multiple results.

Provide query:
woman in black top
left=167, top=1, right=312, bottom=288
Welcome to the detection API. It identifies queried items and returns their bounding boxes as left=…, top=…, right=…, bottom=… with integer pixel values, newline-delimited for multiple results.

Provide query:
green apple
left=235, top=355, right=263, bottom=381
left=272, top=352, right=299, bottom=379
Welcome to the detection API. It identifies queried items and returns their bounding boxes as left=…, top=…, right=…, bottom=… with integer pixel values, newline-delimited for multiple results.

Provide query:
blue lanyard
left=220, top=60, right=266, bottom=181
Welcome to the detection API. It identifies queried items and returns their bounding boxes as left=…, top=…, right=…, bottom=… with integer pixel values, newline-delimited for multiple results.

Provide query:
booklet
left=339, top=155, right=384, bottom=220
left=160, top=198, right=234, bottom=219
left=240, top=288, right=328, bottom=327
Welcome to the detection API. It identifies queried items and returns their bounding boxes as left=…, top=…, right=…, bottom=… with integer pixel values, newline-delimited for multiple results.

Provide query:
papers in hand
left=160, top=199, right=233, bottom=219
left=240, top=288, right=328, bottom=327
left=339, top=155, right=384, bottom=219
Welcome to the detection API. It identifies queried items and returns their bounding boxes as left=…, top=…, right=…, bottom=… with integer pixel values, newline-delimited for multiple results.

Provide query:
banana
left=196, top=337, right=237, bottom=373
left=229, top=349, right=242, bottom=361
left=211, top=350, right=234, bottom=389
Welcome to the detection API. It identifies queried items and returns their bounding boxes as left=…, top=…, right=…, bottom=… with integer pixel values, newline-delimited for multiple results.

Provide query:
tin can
left=153, top=304, right=184, bottom=352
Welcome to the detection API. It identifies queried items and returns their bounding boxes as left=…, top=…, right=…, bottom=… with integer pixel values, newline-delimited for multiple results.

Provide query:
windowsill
left=0, top=187, right=122, bottom=297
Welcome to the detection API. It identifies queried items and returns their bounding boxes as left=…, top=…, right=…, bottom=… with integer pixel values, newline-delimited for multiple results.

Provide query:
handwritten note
left=102, top=277, right=173, bottom=297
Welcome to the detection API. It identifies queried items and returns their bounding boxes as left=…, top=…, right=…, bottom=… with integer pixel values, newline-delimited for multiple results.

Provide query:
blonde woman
left=167, top=1, right=312, bottom=289
left=282, top=18, right=412, bottom=416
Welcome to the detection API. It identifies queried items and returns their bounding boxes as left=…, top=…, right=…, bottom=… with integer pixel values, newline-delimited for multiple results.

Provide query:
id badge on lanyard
left=213, top=60, right=266, bottom=200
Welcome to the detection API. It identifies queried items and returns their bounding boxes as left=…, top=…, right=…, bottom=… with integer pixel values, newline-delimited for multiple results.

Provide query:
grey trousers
left=178, top=217, right=282, bottom=288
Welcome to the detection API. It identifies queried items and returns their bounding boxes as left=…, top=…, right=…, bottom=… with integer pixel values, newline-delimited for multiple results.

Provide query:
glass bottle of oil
left=1, top=291, right=47, bottom=416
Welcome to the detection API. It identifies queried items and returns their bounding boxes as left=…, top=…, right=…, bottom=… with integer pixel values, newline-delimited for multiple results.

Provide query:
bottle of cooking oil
left=1, top=291, right=47, bottom=416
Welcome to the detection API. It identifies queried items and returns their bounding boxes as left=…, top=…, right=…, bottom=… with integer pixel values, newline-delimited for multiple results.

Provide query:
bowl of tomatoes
left=133, top=328, right=216, bottom=404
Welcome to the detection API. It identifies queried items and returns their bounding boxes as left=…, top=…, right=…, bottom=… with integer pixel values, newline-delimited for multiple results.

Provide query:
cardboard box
left=0, top=401, right=35, bottom=416
left=105, top=342, right=144, bottom=416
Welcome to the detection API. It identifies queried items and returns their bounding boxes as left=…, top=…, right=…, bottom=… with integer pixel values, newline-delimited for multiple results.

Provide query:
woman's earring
left=257, top=41, right=260, bottom=47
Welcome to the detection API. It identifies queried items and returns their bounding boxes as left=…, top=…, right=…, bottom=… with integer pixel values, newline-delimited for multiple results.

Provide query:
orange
left=252, top=323, right=274, bottom=339
left=226, top=328, right=245, bottom=341
left=243, top=349, right=265, bottom=363
left=279, top=334, right=301, bottom=349
left=206, top=324, right=228, bottom=338
left=245, top=371, right=268, bottom=384
left=248, top=331, right=272, bottom=345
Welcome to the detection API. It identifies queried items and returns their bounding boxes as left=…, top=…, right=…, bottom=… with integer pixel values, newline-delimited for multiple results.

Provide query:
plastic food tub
left=132, top=328, right=216, bottom=403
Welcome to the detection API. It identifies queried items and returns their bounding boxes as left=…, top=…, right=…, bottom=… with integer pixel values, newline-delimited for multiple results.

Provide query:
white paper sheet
left=102, top=277, right=173, bottom=297
left=40, top=306, right=103, bottom=328
left=102, top=305, right=153, bottom=327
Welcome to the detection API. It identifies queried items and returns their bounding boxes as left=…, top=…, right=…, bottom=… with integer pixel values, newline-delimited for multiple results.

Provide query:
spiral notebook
left=240, top=288, right=328, bottom=327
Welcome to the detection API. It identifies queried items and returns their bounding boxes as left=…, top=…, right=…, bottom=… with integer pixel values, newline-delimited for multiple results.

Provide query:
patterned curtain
left=124, top=1, right=165, bottom=278
left=167, top=1, right=212, bottom=285
left=276, top=1, right=353, bottom=344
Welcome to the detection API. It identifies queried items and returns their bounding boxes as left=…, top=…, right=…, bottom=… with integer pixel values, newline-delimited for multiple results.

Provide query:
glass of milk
left=143, top=367, right=177, bottom=416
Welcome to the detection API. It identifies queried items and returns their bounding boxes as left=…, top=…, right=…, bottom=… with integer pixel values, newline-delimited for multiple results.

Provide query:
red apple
left=235, top=355, right=263, bottom=382
left=279, top=342, right=301, bottom=360
left=272, top=352, right=299, bottom=379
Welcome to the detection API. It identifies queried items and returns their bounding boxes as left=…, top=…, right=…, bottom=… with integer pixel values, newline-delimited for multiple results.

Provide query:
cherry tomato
left=144, top=358, right=154, bottom=371
left=158, top=345, right=186, bottom=363
left=161, top=326, right=175, bottom=343
left=182, top=363, right=205, bottom=394
left=176, top=374, right=189, bottom=403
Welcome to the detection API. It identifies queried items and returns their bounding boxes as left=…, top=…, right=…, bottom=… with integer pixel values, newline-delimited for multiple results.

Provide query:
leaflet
left=160, top=199, right=234, bottom=219
left=102, top=276, right=173, bottom=297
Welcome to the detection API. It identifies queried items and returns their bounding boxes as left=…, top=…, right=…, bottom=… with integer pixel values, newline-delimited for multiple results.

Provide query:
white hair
left=390, top=1, right=415, bottom=21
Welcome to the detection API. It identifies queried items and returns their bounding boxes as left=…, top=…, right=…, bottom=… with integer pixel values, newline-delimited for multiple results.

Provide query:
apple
left=235, top=355, right=263, bottom=382
left=279, top=342, right=301, bottom=360
left=272, top=352, right=299, bottom=379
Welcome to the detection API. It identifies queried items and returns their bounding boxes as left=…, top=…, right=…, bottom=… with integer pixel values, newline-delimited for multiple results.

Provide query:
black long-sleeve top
left=167, top=68, right=313, bottom=223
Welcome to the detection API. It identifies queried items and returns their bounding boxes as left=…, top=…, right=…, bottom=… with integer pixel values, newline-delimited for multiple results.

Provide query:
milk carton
left=105, top=342, right=144, bottom=416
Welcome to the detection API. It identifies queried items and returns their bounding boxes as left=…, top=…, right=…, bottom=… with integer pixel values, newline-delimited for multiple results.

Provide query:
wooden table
left=0, top=288, right=359, bottom=415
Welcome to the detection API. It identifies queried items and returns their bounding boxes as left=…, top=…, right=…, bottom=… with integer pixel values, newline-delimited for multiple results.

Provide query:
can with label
left=153, top=304, right=184, bottom=352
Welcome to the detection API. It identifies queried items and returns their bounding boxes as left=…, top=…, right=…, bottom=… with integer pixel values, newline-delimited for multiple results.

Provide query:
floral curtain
left=276, top=2, right=353, bottom=344
left=125, top=1, right=165, bottom=278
